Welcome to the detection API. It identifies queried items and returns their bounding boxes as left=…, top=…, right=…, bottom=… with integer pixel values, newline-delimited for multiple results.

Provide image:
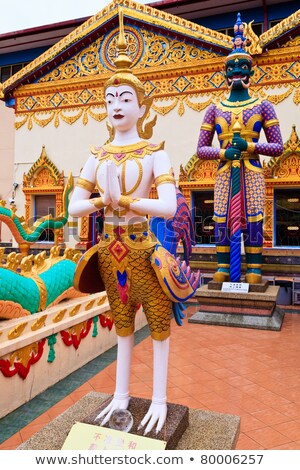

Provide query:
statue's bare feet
left=95, top=394, right=130, bottom=426
left=138, top=400, right=167, bottom=435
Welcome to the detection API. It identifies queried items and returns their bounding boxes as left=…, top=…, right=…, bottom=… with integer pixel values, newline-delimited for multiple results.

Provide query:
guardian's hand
left=225, top=148, right=241, bottom=161
left=232, top=136, right=248, bottom=151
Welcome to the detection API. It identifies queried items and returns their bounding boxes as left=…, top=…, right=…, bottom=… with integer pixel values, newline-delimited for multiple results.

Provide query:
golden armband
left=76, top=177, right=95, bottom=192
left=154, top=174, right=176, bottom=188
left=201, top=123, right=214, bottom=131
left=264, top=119, right=279, bottom=129
left=247, top=142, right=256, bottom=154
left=219, top=149, right=226, bottom=161
left=89, top=197, right=105, bottom=209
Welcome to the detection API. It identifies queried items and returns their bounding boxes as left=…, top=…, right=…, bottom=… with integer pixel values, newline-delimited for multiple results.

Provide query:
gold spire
left=113, top=8, right=132, bottom=71
left=104, top=7, right=145, bottom=102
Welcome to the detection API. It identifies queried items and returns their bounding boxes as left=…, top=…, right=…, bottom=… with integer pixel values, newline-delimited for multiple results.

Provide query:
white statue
left=69, top=9, right=199, bottom=435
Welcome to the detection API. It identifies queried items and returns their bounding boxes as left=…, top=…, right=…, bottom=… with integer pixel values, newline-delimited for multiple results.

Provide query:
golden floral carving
left=97, top=295, right=108, bottom=306
left=53, top=309, right=67, bottom=323
left=85, top=299, right=96, bottom=310
left=259, top=86, right=293, bottom=105
left=266, top=125, right=300, bottom=178
left=40, top=37, right=105, bottom=82
left=139, top=30, right=219, bottom=68
left=274, top=155, right=300, bottom=179
left=69, top=304, right=81, bottom=317
left=192, top=160, right=219, bottom=182
left=16, top=107, right=107, bottom=130
left=283, top=36, right=300, bottom=48
left=244, top=21, right=262, bottom=55
left=294, top=89, right=300, bottom=105
left=285, top=125, right=300, bottom=153
left=102, top=26, right=143, bottom=70
left=31, top=315, right=48, bottom=331
left=151, top=99, right=178, bottom=116
left=184, top=96, right=213, bottom=113
left=10, top=342, right=39, bottom=367
left=14, top=60, right=300, bottom=130
left=179, top=164, right=188, bottom=183
left=23, top=146, right=62, bottom=187
left=8, top=322, right=28, bottom=340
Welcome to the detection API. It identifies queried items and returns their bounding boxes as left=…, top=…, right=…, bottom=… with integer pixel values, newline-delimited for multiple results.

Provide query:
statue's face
left=225, top=57, right=253, bottom=90
left=105, top=85, right=144, bottom=133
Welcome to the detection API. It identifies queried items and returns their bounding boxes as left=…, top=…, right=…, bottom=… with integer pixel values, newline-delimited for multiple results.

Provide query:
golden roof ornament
left=243, top=20, right=262, bottom=55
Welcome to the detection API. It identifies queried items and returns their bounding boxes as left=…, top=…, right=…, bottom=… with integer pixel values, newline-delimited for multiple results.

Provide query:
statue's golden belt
left=101, top=222, right=157, bottom=249
left=240, top=152, right=259, bottom=160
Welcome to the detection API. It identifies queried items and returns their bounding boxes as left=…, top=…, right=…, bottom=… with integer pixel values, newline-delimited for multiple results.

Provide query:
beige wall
left=0, top=101, right=15, bottom=243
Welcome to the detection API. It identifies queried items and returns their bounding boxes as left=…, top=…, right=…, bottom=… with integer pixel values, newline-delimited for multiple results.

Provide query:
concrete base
left=190, top=284, right=284, bottom=331
left=17, top=392, right=240, bottom=450
left=189, top=306, right=285, bottom=331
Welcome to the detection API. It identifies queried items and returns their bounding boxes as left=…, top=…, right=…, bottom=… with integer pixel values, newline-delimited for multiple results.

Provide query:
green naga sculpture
left=0, top=173, right=73, bottom=255
left=0, top=246, right=83, bottom=319
left=0, top=172, right=83, bottom=319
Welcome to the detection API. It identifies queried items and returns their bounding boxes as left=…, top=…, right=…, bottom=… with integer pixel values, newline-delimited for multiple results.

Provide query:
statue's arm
left=251, top=101, right=284, bottom=157
left=196, top=104, right=223, bottom=160
left=68, top=155, right=108, bottom=217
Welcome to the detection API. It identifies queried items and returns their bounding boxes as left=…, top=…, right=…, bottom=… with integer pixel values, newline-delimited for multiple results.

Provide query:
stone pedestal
left=189, top=284, right=284, bottom=330
left=17, top=392, right=240, bottom=450
left=82, top=396, right=188, bottom=450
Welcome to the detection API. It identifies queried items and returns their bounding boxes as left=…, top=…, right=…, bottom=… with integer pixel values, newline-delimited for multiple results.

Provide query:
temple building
left=0, top=0, right=300, bottom=288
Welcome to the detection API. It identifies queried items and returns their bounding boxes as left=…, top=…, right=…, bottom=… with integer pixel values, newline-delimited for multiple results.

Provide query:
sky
left=0, top=0, right=160, bottom=34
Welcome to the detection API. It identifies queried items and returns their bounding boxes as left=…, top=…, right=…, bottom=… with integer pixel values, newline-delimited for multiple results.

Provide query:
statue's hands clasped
left=225, top=136, right=248, bottom=161
left=101, top=161, right=121, bottom=208
left=225, top=147, right=241, bottom=161
left=232, top=136, right=248, bottom=151
left=107, top=161, right=121, bottom=206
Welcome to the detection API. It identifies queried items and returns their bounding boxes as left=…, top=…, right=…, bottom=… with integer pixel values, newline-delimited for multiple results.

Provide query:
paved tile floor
left=1, top=305, right=300, bottom=450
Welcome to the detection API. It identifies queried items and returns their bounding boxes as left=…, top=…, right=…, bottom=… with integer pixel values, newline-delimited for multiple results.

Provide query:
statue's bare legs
left=97, top=334, right=170, bottom=434
left=140, top=337, right=170, bottom=435
left=96, top=334, right=134, bottom=425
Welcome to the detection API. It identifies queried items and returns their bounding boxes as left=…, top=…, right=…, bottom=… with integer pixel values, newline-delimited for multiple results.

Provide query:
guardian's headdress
left=225, top=12, right=252, bottom=64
